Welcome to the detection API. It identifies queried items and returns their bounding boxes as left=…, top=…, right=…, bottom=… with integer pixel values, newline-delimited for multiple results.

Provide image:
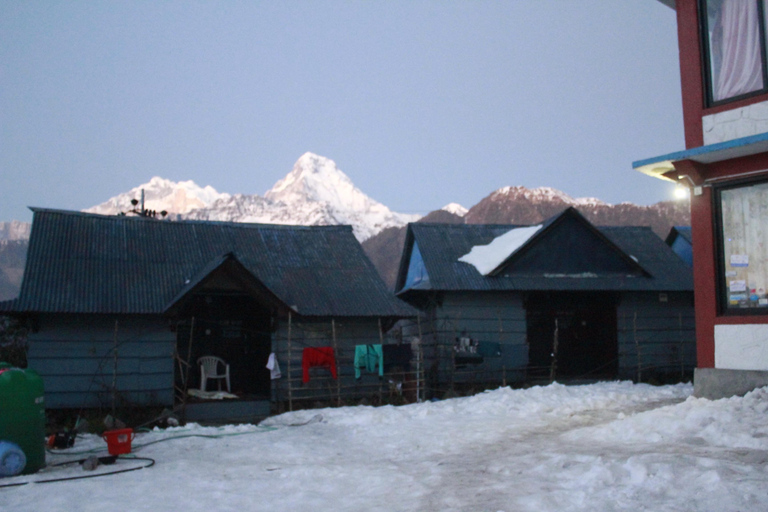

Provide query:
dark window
left=700, top=0, right=768, bottom=106
left=715, top=178, right=768, bottom=314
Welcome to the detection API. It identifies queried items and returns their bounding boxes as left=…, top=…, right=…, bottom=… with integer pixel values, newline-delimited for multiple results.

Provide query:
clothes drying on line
left=266, top=352, right=282, bottom=380
left=302, top=346, right=338, bottom=383
left=354, top=344, right=383, bottom=379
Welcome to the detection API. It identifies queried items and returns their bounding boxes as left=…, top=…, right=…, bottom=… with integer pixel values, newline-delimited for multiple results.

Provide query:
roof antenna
left=121, top=188, right=167, bottom=219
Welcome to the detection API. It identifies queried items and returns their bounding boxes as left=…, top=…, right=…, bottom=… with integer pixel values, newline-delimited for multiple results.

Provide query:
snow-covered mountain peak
left=255, top=153, right=420, bottom=240
left=491, top=186, right=608, bottom=206
left=85, top=177, right=230, bottom=216
left=79, top=154, right=419, bottom=242
left=442, top=203, right=468, bottom=217
left=287, top=152, right=342, bottom=182
left=265, top=153, right=362, bottom=209
left=160, top=153, right=420, bottom=242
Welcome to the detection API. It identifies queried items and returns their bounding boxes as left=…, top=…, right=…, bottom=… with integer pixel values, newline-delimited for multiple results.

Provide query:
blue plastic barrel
left=0, top=440, right=27, bottom=477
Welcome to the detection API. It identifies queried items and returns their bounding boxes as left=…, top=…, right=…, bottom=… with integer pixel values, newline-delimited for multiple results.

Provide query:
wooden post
left=416, top=314, right=423, bottom=402
left=174, top=317, right=196, bottom=423
left=378, top=317, right=384, bottom=404
left=287, top=311, right=293, bottom=412
left=332, top=318, right=340, bottom=406
left=497, top=309, right=504, bottom=343
left=678, top=312, right=685, bottom=380
left=549, top=317, right=559, bottom=383
left=498, top=310, right=505, bottom=388
left=184, top=317, right=195, bottom=391
left=429, top=306, right=439, bottom=398
left=112, top=320, right=119, bottom=419
left=634, top=311, right=642, bottom=383
left=451, top=311, right=460, bottom=391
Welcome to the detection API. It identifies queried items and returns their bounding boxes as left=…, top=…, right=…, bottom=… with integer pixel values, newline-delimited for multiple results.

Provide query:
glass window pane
left=705, top=0, right=764, bottom=102
left=719, top=180, right=768, bottom=311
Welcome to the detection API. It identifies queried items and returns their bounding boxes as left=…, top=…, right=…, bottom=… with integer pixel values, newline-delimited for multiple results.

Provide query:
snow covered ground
left=2, top=381, right=768, bottom=511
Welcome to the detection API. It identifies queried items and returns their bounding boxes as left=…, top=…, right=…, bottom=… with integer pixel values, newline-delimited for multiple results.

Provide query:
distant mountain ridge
left=0, top=221, right=31, bottom=241
left=464, top=185, right=688, bottom=238
left=84, top=153, right=419, bottom=242
left=0, top=240, right=28, bottom=301
left=0, top=223, right=32, bottom=300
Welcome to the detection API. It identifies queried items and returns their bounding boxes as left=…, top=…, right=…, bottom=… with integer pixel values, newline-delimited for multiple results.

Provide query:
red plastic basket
left=102, top=428, right=134, bottom=455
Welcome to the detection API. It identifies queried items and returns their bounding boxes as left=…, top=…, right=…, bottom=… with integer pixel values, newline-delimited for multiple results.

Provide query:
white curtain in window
left=711, top=0, right=764, bottom=101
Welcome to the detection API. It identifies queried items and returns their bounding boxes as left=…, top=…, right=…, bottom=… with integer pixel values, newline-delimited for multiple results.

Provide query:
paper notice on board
left=730, top=254, right=749, bottom=267
left=729, top=280, right=747, bottom=292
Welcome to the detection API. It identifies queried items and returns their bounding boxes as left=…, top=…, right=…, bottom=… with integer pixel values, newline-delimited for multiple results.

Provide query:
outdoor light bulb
left=674, top=185, right=689, bottom=200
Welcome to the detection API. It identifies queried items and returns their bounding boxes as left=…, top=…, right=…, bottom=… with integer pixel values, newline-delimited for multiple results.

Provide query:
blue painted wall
left=616, top=292, right=696, bottom=381
left=27, top=314, right=175, bottom=409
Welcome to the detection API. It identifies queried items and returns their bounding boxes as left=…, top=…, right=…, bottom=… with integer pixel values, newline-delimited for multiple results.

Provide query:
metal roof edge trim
left=28, top=207, right=355, bottom=233
left=486, top=207, right=651, bottom=278
left=162, top=253, right=290, bottom=315
left=632, top=131, right=768, bottom=176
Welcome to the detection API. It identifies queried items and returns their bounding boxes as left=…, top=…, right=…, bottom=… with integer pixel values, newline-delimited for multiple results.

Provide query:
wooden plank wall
left=401, top=290, right=696, bottom=395
left=271, top=317, right=419, bottom=407
left=616, top=292, right=696, bottom=382
left=400, top=292, right=528, bottom=397
left=27, top=314, right=175, bottom=409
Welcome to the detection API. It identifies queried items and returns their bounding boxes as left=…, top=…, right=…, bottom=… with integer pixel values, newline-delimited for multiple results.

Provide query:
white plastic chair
left=197, top=356, right=231, bottom=392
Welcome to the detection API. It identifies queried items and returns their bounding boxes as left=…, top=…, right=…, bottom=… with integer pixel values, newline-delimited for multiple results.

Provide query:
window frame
left=699, top=0, right=768, bottom=108
left=713, top=175, right=768, bottom=315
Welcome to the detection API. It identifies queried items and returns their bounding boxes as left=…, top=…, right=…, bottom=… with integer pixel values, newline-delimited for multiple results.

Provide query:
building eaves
left=633, top=132, right=768, bottom=181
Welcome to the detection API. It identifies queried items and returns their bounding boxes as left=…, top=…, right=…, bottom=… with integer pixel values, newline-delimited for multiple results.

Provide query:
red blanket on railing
left=302, top=346, right=338, bottom=383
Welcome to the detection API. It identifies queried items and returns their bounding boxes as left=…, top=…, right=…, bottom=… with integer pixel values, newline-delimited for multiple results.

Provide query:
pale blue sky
left=1, top=1, right=683, bottom=223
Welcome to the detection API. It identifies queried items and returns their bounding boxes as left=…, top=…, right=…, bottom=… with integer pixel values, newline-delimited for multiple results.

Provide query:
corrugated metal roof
left=665, top=226, right=692, bottom=245
left=13, top=208, right=415, bottom=317
left=0, top=298, right=18, bottom=313
left=397, top=209, right=693, bottom=294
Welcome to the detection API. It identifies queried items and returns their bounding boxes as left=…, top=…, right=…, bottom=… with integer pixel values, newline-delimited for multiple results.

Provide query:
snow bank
left=5, top=382, right=768, bottom=512
left=566, top=385, right=768, bottom=450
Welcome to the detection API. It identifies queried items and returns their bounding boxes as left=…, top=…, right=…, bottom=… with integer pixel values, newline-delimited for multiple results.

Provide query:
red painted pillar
left=676, top=0, right=705, bottom=149
left=690, top=186, right=716, bottom=368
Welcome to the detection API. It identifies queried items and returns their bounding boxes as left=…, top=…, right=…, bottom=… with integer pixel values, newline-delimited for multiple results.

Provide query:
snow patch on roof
left=458, top=224, right=543, bottom=275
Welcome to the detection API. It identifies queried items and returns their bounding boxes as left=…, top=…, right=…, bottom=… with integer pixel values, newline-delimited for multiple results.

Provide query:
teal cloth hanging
left=354, top=344, right=383, bottom=379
